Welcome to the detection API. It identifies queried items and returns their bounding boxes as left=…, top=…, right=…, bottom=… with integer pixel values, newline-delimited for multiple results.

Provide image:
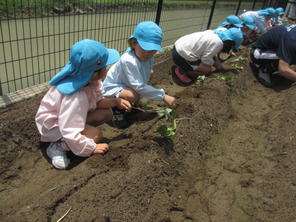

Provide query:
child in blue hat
left=103, top=21, right=176, bottom=127
left=273, top=7, right=284, bottom=25
left=35, top=39, right=131, bottom=169
left=240, top=8, right=275, bottom=35
left=241, top=16, right=257, bottom=44
left=171, top=28, right=243, bottom=86
left=217, top=15, right=243, bottom=29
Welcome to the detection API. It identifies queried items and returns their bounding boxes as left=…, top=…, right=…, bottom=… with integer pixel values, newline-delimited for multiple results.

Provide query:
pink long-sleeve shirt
left=35, top=80, right=103, bottom=157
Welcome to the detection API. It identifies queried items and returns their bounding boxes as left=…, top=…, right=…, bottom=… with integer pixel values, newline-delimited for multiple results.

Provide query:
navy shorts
left=172, top=46, right=201, bottom=71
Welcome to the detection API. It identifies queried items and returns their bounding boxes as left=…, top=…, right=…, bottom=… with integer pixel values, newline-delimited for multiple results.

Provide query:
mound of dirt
left=1, top=48, right=296, bottom=222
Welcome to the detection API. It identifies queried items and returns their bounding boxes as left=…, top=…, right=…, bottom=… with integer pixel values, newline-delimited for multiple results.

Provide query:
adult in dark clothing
left=250, top=24, right=296, bottom=87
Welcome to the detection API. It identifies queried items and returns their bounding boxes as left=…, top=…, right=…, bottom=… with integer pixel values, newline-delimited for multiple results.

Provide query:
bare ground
left=0, top=48, right=296, bottom=222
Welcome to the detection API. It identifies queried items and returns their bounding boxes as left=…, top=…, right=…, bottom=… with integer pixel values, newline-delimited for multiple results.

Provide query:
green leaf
left=230, top=56, right=247, bottom=63
left=196, top=75, right=206, bottom=85
left=156, top=125, right=176, bottom=139
left=217, top=76, right=233, bottom=85
left=155, top=107, right=175, bottom=120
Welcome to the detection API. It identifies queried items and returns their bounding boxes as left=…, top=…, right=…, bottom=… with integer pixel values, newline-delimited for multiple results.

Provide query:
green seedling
left=155, top=107, right=175, bottom=120
left=196, top=75, right=206, bottom=85
left=156, top=119, right=177, bottom=139
left=231, top=63, right=244, bottom=70
left=156, top=117, right=190, bottom=140
left=217, top=76, right=233, bottom=85
left=140, top=101, right=152, bottom=111
left=230, top=56, right=247, bottom=63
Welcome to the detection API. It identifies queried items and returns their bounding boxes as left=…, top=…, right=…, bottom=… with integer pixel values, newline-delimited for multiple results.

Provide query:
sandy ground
left=1, top=48, right=296, bottom=222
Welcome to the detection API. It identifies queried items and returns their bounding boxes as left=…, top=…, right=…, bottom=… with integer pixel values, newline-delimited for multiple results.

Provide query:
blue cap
left=275, top=7, right=284, bottom=15
left=242, top=16, right=255, bottom=29
left=129, top=21, right=163, bottom=51
left=214, top=28, right=243, bottom=51
left=219, top=15, right=243, bottom=28
left=258, top=8, right=276, bottom=16
left=49, top=39, right=120, bottom=95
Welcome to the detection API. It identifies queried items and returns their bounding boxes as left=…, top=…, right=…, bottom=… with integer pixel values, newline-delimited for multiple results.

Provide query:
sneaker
left=175, top=66, right=193, bottom=83
left=258, top=68, right=273, bottom=87
left=171, top=65, right=195, bottom=87
left=112, top=107, right=129, bottom=129
left=46, top=142, right=70, bottom=170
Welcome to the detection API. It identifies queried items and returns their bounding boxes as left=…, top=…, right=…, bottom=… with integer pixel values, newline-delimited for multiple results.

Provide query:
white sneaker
left=46, top=142, right=70, bottom=170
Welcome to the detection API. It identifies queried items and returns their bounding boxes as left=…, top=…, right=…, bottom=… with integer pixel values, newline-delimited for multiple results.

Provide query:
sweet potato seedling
left=156, top=119, right=177, bottom=139
left=195, top=75, right=206, bottom=85
left=230, top=56, right=247, bottom=63
left=231, top=63, right=244, bottom=70
left=155, top=107, right=175, bottom=120
left=217, top=76, right=233, bottom=85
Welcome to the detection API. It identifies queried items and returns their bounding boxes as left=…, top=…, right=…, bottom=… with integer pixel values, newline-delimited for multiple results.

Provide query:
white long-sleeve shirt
left=35, top=80, right=103, bottom=157
left=103, top=51, right=165, bottom=101
left=174, top=30, right=223, bottom=66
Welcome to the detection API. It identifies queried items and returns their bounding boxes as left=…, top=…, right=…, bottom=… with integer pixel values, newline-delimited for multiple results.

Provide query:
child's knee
left=82, top=125, right=103, bottom=143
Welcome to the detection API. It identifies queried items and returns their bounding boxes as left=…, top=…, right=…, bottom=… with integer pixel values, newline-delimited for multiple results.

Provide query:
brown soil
left=1, top=48, right=296, bottom=222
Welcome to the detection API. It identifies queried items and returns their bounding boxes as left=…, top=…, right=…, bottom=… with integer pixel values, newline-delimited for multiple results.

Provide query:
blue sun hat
left=242, top=16, right=255, bottom=29
left=214, top=28, right=243, bottom=51
left=49, top=39, right=120, bottom=95
left=219, top=15, right=243, bottom=28
left=258, top=8, right=276, bottom=16
left=275, top=7, right=284, bottom=15
left=129, top=21, right=163, bottom=51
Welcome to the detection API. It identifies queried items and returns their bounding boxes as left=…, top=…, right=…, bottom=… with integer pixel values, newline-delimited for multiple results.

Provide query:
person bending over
left=250, top=24, right=296, bottom=87
left=171, top=28, right=243, bottom=86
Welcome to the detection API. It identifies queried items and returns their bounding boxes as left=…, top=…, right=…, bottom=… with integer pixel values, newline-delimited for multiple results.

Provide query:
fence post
left=207, top=0, right=217, bottom=29
left=252, top=0, right=256, bottom=10
left=278, top=0, right=289, bottom=8
left=235, top=0, right=243, bottom=15
left=155, top=0, right=163, bottom=25
left=262, top=0, right=268, bottom=8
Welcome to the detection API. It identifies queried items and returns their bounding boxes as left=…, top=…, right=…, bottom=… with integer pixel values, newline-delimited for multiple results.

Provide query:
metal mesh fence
left=0, top=0, right=159, bottom=95
left=0, top=0, right=281, bottom=96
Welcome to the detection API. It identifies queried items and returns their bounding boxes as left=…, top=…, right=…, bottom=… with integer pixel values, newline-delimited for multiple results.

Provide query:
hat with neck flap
left=275, top=7, right=284, bottom=15
left=258, top=7, right=276, bottom=16
left=219, top=15, right=243, bottom=28
left=214, top=28, right=243, bottom=52
left=242, top=16, right=255, bottom=29
left=49, top=39, right=120, bottom=95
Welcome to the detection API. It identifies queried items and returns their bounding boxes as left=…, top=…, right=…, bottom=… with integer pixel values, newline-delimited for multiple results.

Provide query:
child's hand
left=164, top=95, right=176, bottom=106
left=116, top=98, right=132, bottom=111
left=230, top=51, right=237, bottom=57
left=93, top=143, right=109, bottom=154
